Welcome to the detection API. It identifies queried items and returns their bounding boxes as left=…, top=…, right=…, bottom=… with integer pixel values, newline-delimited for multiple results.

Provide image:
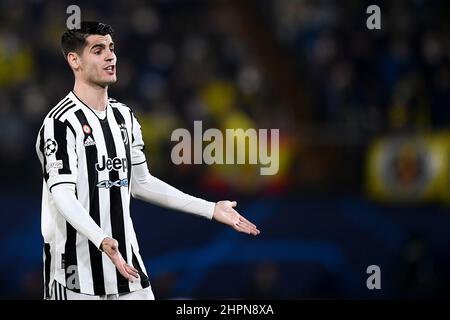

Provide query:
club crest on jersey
left=82, top=124, right=92, bottom=135
left=120, top=123, right=129, bottom=145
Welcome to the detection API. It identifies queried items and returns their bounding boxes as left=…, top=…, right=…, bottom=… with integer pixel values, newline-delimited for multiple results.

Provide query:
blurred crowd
left=270, top=0, right=450, bottom=130
left=0, top=0, right=448, bottom=196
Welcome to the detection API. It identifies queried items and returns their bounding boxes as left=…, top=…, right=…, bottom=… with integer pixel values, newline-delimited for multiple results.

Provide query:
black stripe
left=111, top=106, right=131, bottom=191
left=55, top=103, right=76, bottom=120
left=61, top=115, right=81, bottom=294
left=38, top=126, right=49, bottom=182
left=75, top=110, right=106, bottom=295
left=49, top=181, right=76, bottom=193
left=101, top=116, right=130, bottom=293
left=49, top=99, right=72, bottom=119
left=53, top=119, right=71, bottom=175
left=132, top=160, right=146, bottom=166
left=44, top=243, right=51, bottom=298
left=64, top=222, right=79, bottom=293
left=48, top=97, right=70, bottom=118
left=66, top=121, right=76, bottom=138
left=130, top=110, right=135, bottom=144
left=63, top=285, right=67, bottom=300
left=59, top=283, right=64, bottom=300
left=131, top=246, right=150, bottom=289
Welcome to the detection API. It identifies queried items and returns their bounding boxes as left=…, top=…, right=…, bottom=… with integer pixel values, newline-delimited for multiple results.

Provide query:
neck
left=73, top=81, right=108, bottom=112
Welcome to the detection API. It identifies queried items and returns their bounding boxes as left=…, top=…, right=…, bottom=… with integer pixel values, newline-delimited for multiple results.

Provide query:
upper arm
left=131, top=112, right=147, bottom=166
left=37, top=118, right=78, bottom=192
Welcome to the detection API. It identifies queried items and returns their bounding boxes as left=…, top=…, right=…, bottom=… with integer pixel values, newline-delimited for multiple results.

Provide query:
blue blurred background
left=1, top=0, right=450, bottom=299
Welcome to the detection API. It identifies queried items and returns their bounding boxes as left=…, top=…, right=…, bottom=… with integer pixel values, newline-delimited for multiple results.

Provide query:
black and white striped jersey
left=36, top=91, right=150, bottom=296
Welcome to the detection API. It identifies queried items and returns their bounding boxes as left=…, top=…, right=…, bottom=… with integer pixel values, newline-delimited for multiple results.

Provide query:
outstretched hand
left=101, top=237, right=139, bottom=282
left=212, top=200, right=260, bottom=236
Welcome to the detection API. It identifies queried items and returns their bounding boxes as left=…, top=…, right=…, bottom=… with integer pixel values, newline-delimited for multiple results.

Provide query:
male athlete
left=36, top=21, right=260, bottom=300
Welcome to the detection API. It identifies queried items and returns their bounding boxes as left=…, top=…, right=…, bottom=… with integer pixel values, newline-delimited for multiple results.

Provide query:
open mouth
left=104, top=65, right=115, bottom=74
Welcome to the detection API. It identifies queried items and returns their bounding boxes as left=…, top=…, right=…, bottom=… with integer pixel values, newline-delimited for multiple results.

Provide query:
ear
left=67, top=52, right=81, bottom=71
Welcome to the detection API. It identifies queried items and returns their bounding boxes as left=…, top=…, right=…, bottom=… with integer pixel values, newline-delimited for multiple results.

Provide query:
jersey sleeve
left=37, top=118, right=78, bottom=192
left=131, top=162, right=215, bottom=220
left=130, top=112, right=147, bottom=166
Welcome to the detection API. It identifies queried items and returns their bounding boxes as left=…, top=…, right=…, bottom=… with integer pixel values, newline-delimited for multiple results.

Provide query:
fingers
left=217, top=201, right=261, bottom=236
left=234, top=222, right=259, bottom=236
left=116, top=263, right=132, bottom=281
left=117, top=262, right=139, bottom=281
left=104, top=243, right=140, bottom=282
left=234, top=218, right=260, bottom=236
left=233, top=210, right=259, bottom=232
left=125, top=264, right=139, bottom=276
left=125, top=264, right=139, bottom=279
left=240, top=220, right=259, bottom=234
left=230, top=209, right=260, bottom=235
left=239, top=215, right=257, bottom=229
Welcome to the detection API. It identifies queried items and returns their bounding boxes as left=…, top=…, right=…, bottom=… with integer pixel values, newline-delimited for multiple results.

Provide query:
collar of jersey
left=70, top=90, right=110, bottom=122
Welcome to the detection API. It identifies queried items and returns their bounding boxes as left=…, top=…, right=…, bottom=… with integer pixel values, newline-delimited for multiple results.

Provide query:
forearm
left=131, top=163, right=215, bottom=219
left=52, top=184, right=109, bottom=249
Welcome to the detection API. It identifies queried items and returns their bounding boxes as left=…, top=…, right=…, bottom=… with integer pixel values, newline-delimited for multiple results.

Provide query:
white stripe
left=45, top=119, right=67, bottom=288
left=66, top=118, right=78, bottom=175
left=36, top=126, right=45, bottom=173
left=43, top=118, right=56, bottom=162
left=65, top=115, right=92, bottom=295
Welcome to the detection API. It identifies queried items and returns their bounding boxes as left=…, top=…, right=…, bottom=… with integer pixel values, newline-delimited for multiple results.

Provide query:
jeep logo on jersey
left=95, top=155, right=128, bottom=172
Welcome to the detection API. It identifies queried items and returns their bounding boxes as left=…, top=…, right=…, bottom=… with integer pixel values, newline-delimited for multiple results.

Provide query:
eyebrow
left=90, top=42, right=115, bottom=52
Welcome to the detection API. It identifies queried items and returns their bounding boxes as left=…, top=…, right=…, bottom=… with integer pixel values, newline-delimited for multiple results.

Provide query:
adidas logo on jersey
left=84, top=136, right=96, bottom=147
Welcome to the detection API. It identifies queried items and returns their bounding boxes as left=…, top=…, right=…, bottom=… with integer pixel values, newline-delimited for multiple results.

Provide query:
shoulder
left=42, top=93, right=79, bottom=123
left=108, top=97, right=140, bottom=126
left=108, top=97, right=133, bottom=113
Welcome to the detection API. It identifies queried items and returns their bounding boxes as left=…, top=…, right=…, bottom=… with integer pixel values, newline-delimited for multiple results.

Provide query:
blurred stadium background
left=1, top=0, right=450, bottom=299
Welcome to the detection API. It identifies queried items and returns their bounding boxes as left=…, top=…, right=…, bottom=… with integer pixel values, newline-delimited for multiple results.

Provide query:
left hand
left=101, top=237, right=139, bottom=282
left=212, top=200, right=260, bottom=236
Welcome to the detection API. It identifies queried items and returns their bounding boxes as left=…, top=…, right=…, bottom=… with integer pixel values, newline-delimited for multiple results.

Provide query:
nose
left=105, top=50, right=116, bottom=63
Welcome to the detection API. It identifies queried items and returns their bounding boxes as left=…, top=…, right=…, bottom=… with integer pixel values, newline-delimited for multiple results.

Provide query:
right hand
left=100, top=237, right=139, bottom=282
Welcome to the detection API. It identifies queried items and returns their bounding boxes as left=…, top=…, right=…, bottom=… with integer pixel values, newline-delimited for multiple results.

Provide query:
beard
left=89, top=74, right=117, bottom=88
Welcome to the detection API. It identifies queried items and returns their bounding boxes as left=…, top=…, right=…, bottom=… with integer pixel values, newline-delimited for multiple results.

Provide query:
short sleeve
left=131, top=112, right=147, bottom=166
left=37, top=118, right=78, bottom=192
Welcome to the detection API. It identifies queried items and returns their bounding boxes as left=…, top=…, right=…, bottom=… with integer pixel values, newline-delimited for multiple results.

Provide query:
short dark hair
left=61, top=21, right=114, bottom=59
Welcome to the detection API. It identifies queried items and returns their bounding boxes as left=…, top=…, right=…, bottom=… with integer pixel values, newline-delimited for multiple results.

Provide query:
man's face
left=77, top=34, right=117, bottom=87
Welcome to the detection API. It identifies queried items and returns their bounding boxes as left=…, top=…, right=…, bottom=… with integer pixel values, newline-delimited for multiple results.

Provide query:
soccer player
left=35, top=21, right=260, bottom=300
